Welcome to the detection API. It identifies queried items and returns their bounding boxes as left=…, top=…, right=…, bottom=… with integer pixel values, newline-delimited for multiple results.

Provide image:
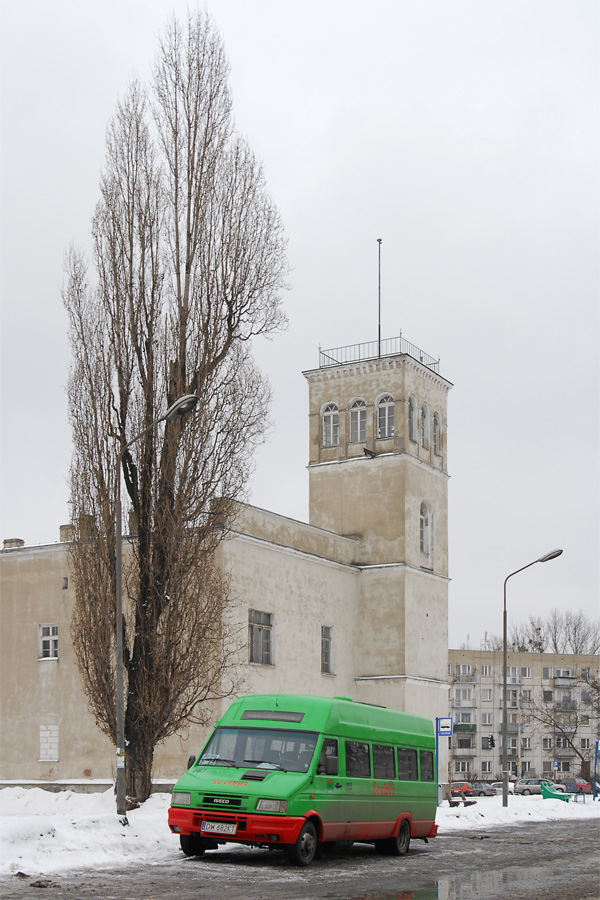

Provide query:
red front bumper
left=168, top=805, right=306, bottom=845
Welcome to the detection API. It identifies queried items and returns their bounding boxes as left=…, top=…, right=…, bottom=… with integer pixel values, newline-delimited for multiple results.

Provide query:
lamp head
left=164, top=394, right=199, bottom=421
left=538, top=549, right=563, bottom=563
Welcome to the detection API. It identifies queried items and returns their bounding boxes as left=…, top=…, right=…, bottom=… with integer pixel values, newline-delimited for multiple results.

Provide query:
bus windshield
left=198, top=727, right=318, bottom=773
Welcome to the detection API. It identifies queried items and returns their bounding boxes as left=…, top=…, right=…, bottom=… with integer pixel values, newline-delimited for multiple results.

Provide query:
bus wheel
left=180, top=833, right=206, bottom=857
left=288, top=820, right=317, bottom=867
left=378, top=820, right=411, bottom=856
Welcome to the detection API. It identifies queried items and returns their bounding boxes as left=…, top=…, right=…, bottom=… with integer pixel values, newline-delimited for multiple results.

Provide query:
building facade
left=448, top=649, right=600, bottom=783
left=0, top=338, right=452, bottom=784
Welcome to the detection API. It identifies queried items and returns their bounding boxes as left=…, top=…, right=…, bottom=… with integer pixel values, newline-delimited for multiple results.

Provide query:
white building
left=0, top=337, right=452, bottom=784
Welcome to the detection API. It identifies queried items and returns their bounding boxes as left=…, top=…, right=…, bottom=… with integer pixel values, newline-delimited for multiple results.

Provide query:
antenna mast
left=377, top=238, right=382, bottom=357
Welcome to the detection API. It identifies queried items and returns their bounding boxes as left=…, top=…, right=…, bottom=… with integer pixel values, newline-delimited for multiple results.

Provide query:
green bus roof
left=217, top=694, right=434, bottom=747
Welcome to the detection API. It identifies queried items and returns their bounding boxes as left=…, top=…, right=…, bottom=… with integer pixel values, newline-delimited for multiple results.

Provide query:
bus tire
left=288, top=820, right=317, bottom=867
left=180, top=833, right=206, bottom=857
left=378, top=819, right=411, bottom=856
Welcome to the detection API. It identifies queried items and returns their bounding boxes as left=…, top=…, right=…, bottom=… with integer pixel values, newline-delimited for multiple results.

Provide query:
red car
left=558, top=777, right=592, bottom=794
left=450, top=781, right=474, bottom=796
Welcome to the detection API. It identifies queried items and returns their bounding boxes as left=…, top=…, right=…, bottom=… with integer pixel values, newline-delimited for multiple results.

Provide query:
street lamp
left=502, top=548, right=563, bottom=808
left=115, top=395, right=199, bottom=816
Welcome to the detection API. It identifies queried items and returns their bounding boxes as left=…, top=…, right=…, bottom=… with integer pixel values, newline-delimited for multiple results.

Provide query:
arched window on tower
left=377, top=394, right=394, bottom=439
left=421, top=404, right=430, bottom=450
left=322, top=403, right=339, bottom=447
left=433, top=412, right=442, bottom=457
left=349, top=399, right=367, bottom=443
left=420, top=501, right=432, bottom=557
left=408, top=396, right=417, bottom=443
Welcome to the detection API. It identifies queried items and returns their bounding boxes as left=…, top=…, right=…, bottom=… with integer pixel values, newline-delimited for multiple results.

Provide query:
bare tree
left=483, top=610, right=599, bottom=655
left=64, top=11, right=288, bottom=801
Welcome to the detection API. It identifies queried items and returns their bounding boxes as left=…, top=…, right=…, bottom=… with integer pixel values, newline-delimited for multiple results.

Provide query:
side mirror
left=325, top=755, right=339, bottom=776
left=187, top=754, right=197, bottom=770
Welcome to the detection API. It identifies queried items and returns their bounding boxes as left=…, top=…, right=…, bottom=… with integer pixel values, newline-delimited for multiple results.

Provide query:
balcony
left=555, top=701, right=577, bottom=711
left=453, top=747, right=476, bottom=757
left=554, top=677, right=577, bottom=687
left=453, top=675, right=477, bottom=683
left=454, top=724, right=477, bottom=733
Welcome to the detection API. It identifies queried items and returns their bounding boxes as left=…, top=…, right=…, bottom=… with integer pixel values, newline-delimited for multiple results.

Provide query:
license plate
left=201, top=821, right=237, bottom=835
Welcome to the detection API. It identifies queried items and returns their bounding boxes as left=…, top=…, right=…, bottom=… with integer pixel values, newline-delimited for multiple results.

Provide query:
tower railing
left=318, top=334, right=440, bottom=372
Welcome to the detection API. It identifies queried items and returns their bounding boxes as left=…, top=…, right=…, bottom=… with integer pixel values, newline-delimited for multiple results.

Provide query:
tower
left=303, top=337, right=452, bottom=718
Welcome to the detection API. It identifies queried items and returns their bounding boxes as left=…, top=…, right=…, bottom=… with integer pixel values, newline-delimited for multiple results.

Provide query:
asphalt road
left=2, top=818, right=599, bottom=900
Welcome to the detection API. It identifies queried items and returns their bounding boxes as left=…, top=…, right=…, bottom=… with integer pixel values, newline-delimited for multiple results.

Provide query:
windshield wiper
left=243, top=758, right=283, bottom=770
left=200, top=756, right=237, bottom=767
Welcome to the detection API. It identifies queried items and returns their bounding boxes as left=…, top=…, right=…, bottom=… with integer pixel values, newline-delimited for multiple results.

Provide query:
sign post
left=435, top=717, right=453, bottom=806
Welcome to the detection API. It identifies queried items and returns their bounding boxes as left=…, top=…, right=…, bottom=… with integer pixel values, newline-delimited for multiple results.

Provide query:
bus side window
left=318, top=738, right=339, bottom=775
left=373, top=744, right=396, bottom=779
left=346, top=741, right=371, bottom=778
left=419, top=750, right=434, bottom=781
left=397, top=747, right=418, bottom=780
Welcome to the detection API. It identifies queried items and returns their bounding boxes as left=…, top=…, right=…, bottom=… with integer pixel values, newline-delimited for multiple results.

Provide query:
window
left=455, top=688, right=472, bottom=703
left=39, top=724, right=59, bottom=761
left=581, top=738, right=591, bottom=750
left=248, top=610, right=273, bottom=665
left=543, top=667, right=553, bottom=679
left=456, top=664, right=471, bottom=676
left=419, top=502, right=431, bottom=556
left=455, top=760, right=470, bottom=774
left=481, top=689, right=492, bottom=702
left=420, top=750, right=434, bottom=781
left=349, top=399, right=366, bottom=443
left=481, top=665, right=492, bottom=677
left=481, top=760, right=492, bottom=774
left=543, top=690, right=553, bottom=701
left=581, top=691, right=591, bottom=703
left=520, top=667, right=531, bottom=678
left=481, top=712, right=493, bottom=725
left=433, top=412, right=441, bottom=456
left=556, top=761, right=570, bottom=773
left=322, top=403, right=339, bottom=447
left=581, top=668, right=591, bottom=680
left=556, top=668, right=571, bottom=677
left=542, top=737, right=552, bottom=750
left=457, top=712, right=472, bottom=724
left=421, top=404, right=430, bottom=449
left=38, top=625, right=58, bottom=659
left=408, top=396, right=417, bottom=442
left=321, top=626, right=333, bottom=674
left=457, top=737, right=472, bottom=749
left=521, top=737, right=531, bottom=750
left=504, top=666, right=518, bottom=682
left=522, top=689, right=532, bottom=701
left=581, top=715, right=590, bottom=725
left=521, top=761, right=532, bottom=774
left=377, top=395, right=394, bottom=439
left=397, top=748, right=418, bottom=781
left=373, top=745, right=396, bottom=779
left=345, top=741, right=370, bottom=777
left=556, top=737, right=570, bottom=749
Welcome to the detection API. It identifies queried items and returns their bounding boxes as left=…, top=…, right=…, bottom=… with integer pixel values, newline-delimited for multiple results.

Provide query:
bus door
left=312, top=737, right=346, bottom=841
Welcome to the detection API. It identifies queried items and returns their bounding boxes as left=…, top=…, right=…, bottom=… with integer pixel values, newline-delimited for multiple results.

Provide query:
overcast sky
left=1, top=1, right=598, bottom=649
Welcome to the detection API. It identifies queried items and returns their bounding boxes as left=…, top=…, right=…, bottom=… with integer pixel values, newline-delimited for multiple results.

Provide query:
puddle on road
left=350, top=864, right=584, bottom=900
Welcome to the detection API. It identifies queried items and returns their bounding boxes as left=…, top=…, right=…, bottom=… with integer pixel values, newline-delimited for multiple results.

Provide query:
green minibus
left=168, top=693, right=438, bottom=866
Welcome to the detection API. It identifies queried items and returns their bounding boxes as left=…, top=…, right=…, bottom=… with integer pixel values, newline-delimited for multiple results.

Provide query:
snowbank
left=1, top=787, right=598, bottom=876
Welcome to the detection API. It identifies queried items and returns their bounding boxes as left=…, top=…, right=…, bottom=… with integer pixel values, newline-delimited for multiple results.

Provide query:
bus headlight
left=171, top=792, right=191, bottom=806
left=257, top=798, right=287, bottom=813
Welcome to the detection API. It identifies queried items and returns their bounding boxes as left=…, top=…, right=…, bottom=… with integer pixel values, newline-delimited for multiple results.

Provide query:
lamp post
left=502, top=548, right=563, bottom=808
left=115, top=394, right=199, bottom=816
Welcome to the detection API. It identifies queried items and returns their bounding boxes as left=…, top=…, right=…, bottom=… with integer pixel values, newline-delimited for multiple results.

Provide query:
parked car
left=557, top=777, right=592, bottom=794
left=514, top=778, right=566, bottom=795
left=490, top=781, right=515, bottom=794
left=450, top=781, right=474, bottom=796
left=471, top=781, right=496, bottom=796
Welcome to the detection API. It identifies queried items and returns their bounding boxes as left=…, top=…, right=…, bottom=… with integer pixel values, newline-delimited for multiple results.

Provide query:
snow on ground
left=0, top=787, right=598, bottom=877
